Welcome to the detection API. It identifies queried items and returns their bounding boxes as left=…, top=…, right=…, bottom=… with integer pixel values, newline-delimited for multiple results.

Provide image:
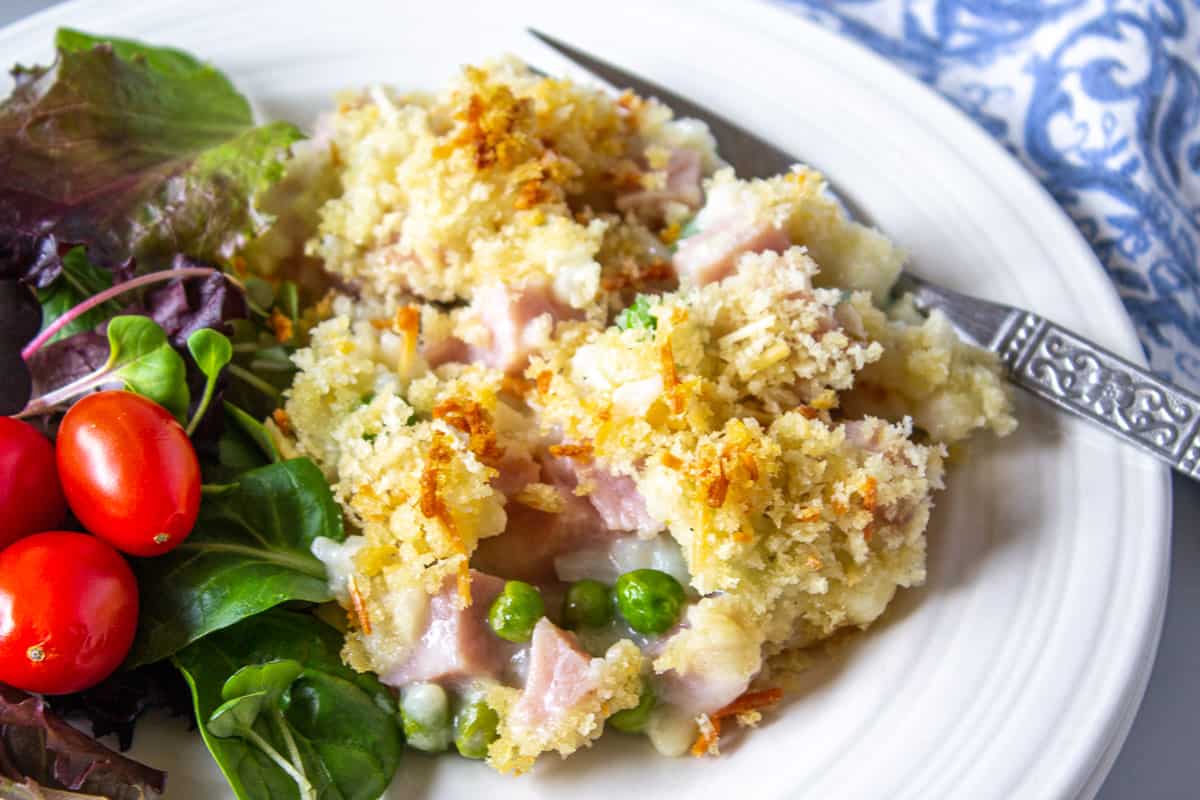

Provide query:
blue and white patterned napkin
left=778, top=1, right=1200, bottom=391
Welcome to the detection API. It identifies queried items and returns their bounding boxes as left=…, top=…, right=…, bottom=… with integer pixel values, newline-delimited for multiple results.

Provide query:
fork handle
left=994, top=312, right=1200, bottom=478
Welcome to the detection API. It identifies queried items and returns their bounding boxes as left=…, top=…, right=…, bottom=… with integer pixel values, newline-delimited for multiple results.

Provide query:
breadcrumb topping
left=278, top=58, right=1017, bottom=775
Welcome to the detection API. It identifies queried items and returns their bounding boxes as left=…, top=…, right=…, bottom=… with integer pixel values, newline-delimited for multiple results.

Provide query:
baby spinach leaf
left=207, top=690, right=273, bottom=741
left=210, top=401, right=281, bottom=481
left=225, top=402, right=280, bottom=464
left=127, top=458, right=344, bottom=668
left=222, top=661, right=305, bottom=708
left=283, top=670, right=401, bottom=799
left=188, top=328, right=234, bottom=380
left=110, top=317, right=191, bottom=421
left=206, top=661, right=314, bottom=800
left=210, top=403, right=279, bottom=482
left=175, top=611, right=402, bottom=800
left=185, top=328, right=232, bottom=435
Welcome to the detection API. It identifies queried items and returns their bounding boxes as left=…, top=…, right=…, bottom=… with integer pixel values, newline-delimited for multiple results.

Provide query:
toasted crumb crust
left=485, top=640, right=644, bottom=775
left=278, top=58, right=1017, bottom=775
left=308, top=58, right=715, bottom=313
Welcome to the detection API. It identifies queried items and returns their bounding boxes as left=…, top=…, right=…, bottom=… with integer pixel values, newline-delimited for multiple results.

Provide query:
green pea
left=488, top=581, right=545, bottom=643
left=615, top=295, right=657, bottom=331
left=614, top=569, right=685, bottom=635
left=562, top=579, right=613, bottom=629
left=399, top=683, right=452, bottom=752
left=454, top=698, right=500, bottom=760
left=609, top=680, right=656, bottom=733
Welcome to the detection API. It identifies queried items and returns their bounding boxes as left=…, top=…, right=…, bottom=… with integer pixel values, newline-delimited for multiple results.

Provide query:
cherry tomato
left=0, top=417, right=67, bottom=548
left=57, top=391, right=201, bottom=557
left=0, top=531, right=138, bottom=694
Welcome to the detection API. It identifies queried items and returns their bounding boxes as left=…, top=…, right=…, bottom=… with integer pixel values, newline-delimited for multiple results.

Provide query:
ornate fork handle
left=996, top=312, right=1200, bottom=477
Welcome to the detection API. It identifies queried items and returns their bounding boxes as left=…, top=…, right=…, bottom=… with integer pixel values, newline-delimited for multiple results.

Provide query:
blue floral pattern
left=778, top=0, right=1200, bottom=390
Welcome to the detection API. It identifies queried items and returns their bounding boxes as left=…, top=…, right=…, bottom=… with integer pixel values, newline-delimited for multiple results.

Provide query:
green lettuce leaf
left=0, top=27, right=303, bottom=270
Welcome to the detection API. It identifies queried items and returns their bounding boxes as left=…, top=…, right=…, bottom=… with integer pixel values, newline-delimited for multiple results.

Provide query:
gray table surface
left=3, top=0, right=1197, bottom=796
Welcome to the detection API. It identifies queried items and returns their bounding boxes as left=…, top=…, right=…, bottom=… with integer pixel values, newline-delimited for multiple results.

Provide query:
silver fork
left=530, top=28, right=1200, bottom=480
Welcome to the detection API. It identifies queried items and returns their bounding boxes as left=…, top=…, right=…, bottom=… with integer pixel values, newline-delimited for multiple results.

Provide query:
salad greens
left=207, top=661, right=315, bottom=799
left=211, top=401, right=282, bottom=482
left=127, top=458, right=344, bottom=668
left=175, top=612, right=402, bottom=800
left=46, top=661, right=193, bottom=752
left=144, top=256, right=249, bottom=348
left=0, top=280, right=38, bottom=414
left=186, top=328, right=234, bottom=434
left=0, top=28, right=302, bottom=271
left=0, top=26, right=404, bottom=800
left=34, top=247, right=124, bottom=345
left=19, top=315, right=191, bottom=420
left=0, top=682, right=166, bottom=800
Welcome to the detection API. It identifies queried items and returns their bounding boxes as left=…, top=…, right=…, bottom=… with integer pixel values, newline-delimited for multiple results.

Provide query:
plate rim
left=0, top=1, right=1173, bottom=798
left=706, top=9, right=1172, bottom=794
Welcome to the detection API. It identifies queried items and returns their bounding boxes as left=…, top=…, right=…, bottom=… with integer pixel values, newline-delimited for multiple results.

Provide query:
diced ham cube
left=422, top=335, right=469, bottom=368
left=617, top=149, right=704, bottom=217
left=656, top=665, right=750, bottom=718
left=468, top=284, right=583, bottom=374
left=651, top=599, right=763, bottom=715
left=490, top=453, right=541, bottom=498
left=509, top=619, right=598, bottom=731
left=383, top=571, right=514, bottom=687
left=471, top=489, right=612, bottom=583
left=472, top=451, right=660, bottom=582
left=673, top=216, right=790, bottom=287
left=584, top=467, right=660, bottom=535
left=545, top=455, right=661, bottom=536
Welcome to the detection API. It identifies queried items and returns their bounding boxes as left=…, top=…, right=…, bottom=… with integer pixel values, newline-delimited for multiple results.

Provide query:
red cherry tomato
left=0, top=417, right=67, bottom=548
left=0, top=531, right=138, bottom=694
left=57, top=391, right=201, bottom=557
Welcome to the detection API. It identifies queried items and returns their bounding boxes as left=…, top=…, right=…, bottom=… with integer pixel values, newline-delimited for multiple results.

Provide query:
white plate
left=0, top=1, right=1171, bottom=797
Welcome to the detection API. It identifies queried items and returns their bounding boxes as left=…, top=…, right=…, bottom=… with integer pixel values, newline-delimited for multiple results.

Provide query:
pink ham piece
left=656, top=664, right=750, bottom=718
left=472, top=489, right=615, bottom=583
left=490, top=453, right=541, bottom=498
left=617, top=149, right=704, bottom=217
left=422, top=336, right=469, bottom=368
left=467, top=284, right=583, bottom=374
left=582, top=466, right=659, bottom=535
left=544, top=455, right=660, bottom=535
left=509, top=619, right=599, bottom=732
left=383, top=571, right=515, bottom=688
left=673, top=216, right=790, bottom=287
